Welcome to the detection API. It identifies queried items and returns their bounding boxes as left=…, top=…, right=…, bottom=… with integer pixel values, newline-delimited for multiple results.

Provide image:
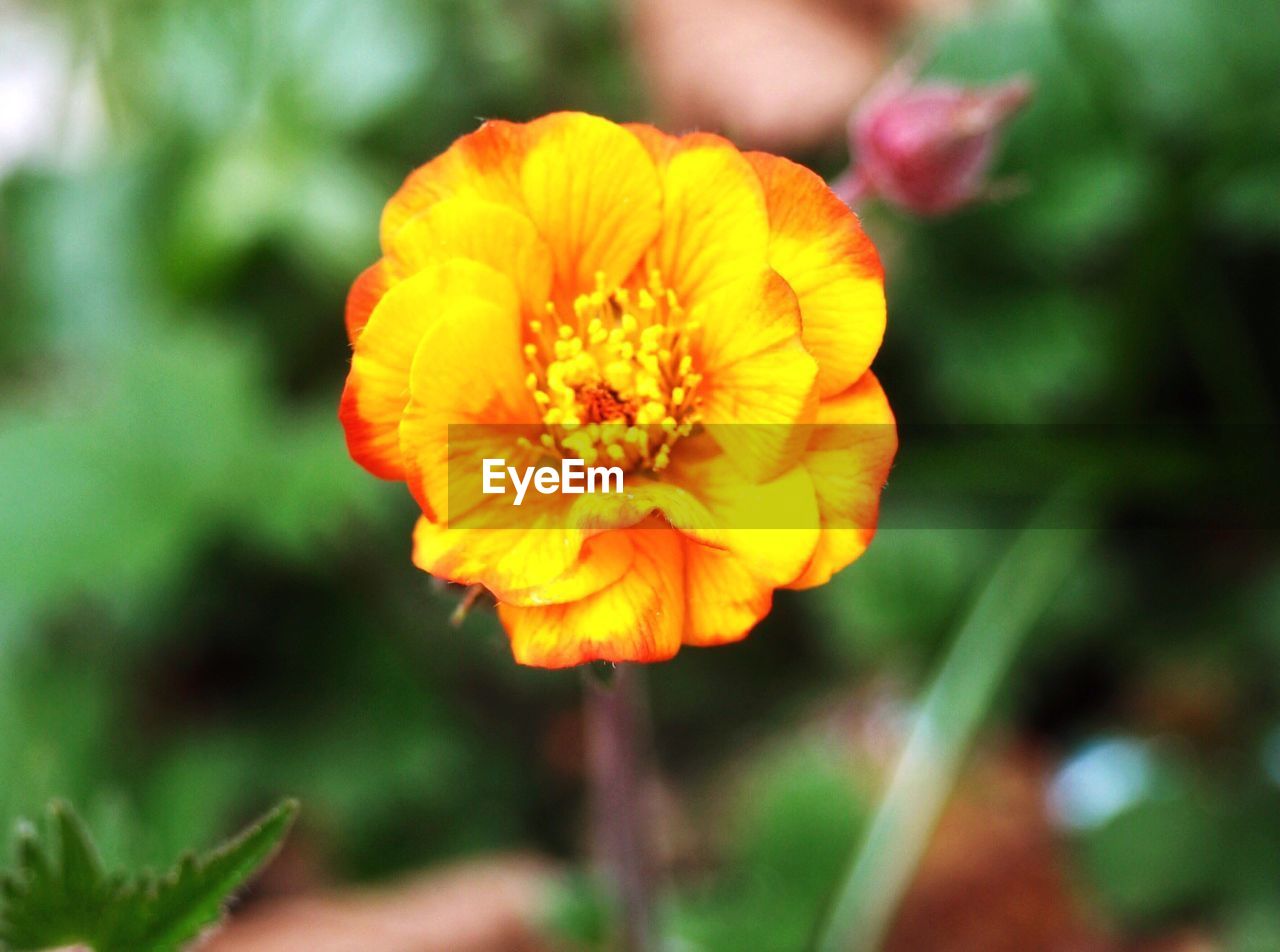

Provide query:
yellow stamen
left=520, top=272, right=704, bottom=473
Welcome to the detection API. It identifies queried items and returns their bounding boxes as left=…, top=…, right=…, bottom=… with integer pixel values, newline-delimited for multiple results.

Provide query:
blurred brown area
left=1127, top=657, right=1240, bottom=749
left=885, top=743, right=1112, bottom=952
left=205, top=855, right=560, bottom=952
left=627, top=0, right=973, bottom=150
left=885, top=740, right=1219, bottom=952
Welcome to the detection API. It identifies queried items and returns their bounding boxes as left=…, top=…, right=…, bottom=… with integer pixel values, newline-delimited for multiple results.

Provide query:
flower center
left=521, top=270, right=703, bottom=472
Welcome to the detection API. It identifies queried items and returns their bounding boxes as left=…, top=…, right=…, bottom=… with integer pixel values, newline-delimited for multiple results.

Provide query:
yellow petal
left=399, top=277, right=589, bottom=599
left=663, top=442, right=820, bottom=583
left=412, top=514, right=594, bottom=604
left=787, top=371, right=897, bottom=589
left=345, top=259, right=390, bottom=346
left=554, top=469, right=718, bottom=539
left=595, top=450, right=820, bottom=648
left=520, top=112, right=663, bottom=299
left=388, top=196, right=553, bottom=317
left=680, top=538, right=774, bottom=647
left=644, top=132, right=771, bottom=307
left=621, top=122, right=678, bottom=165
left=340, top=258, right=513, bottom=481
left=397, top=265, right=537, bottom=518
left=498, top=525, right=685, bottom=668
left=748, top=151, right=886, bottom=398
left=692, top=270, right=819, bottom=481
left=584, top=436, right=820, bottom=593
left=380, top=119, right=528, bottom=252
left=500, top=528, right=635, bottom=607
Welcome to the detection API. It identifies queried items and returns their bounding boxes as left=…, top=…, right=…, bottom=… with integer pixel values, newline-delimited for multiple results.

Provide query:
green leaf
left=56, top=804, right=104, bottom=904
left=815, top=497, right=1096, bottom=952
left=123, top=799, right=299, bottom=952
left=0, top=807, right=112, bottom=948
left=0, top=799, right=298, bottom=952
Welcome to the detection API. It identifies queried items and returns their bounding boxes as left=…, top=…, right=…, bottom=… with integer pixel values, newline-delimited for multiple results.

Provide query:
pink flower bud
left=844, top=65, right=1032, bottom=216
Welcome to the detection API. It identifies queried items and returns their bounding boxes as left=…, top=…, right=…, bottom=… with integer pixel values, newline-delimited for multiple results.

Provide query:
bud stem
left=830, top=167, right=871, bottom=208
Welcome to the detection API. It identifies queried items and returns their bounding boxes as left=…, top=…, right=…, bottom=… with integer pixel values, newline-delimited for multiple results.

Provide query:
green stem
left=814, top=499, right=1095, bottom=952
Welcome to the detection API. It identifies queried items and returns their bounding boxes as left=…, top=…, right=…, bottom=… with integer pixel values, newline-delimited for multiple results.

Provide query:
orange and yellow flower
left=340, top=112, right=896, bottom=668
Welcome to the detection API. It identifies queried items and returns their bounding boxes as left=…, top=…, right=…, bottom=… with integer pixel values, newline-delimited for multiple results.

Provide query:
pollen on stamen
left=521, top=272, right=706, bottom=474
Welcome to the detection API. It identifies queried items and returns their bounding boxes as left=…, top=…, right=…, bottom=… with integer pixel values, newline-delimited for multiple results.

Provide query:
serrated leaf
left=54, top=801, right=105, bottom=908
left=0, top=808, right=116, bottom=949
left=0, top=799, right=298, bottom=952
left=123, top=800, right=300, bottom=952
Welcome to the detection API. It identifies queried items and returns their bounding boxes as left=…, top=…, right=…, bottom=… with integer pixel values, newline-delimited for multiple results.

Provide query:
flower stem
left=814, top=497, right=1095, bottom=952
left=830, top=167, right=872, bottom=208
left=583, top=663, right=656, bottom=952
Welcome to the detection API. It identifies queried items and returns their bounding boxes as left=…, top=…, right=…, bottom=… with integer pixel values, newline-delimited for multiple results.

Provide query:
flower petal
left=345, top=259, right=390, bottom=346
left=380, top=119, right=528, bottom=252
left=388, top=196, right=553, bottom=317
left=398, top=277, right=592, bottom=597
left=664, top=442, right=820, bottom=581
left=500, top=528, right=636, bottom=607
left=578, top=440, right=818, bottom=648
left=520, top=113, right=663, bottom=299
left=643, top=132, right=771, bottom=307
left=412, top=514, right=594, bottom=603
left=787, top=371, right=897, bottom=589
left=397, top=264, right=537, bottom=517
left=340, top=258, right=513, bottom=481
left=693, top=270, right=819, bottom=481
left=747, top=151, right=886, bottom=397
left=498, top=524, right=685, bottom=668
left=680, top=539, right=774, bottom=647
left=622, top=122, right=678, bottom=165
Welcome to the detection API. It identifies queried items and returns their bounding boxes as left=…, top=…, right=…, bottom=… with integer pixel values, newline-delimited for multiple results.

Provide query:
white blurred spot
left=1047, top=736, right=1154, bottom=830
left=0, top=1, right=104, bottom=178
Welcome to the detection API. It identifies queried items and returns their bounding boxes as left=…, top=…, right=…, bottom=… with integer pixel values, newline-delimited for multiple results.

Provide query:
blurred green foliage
left=672, top=745, right=871, bottom=951
left=0, top=0, right=1278, bottom=947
